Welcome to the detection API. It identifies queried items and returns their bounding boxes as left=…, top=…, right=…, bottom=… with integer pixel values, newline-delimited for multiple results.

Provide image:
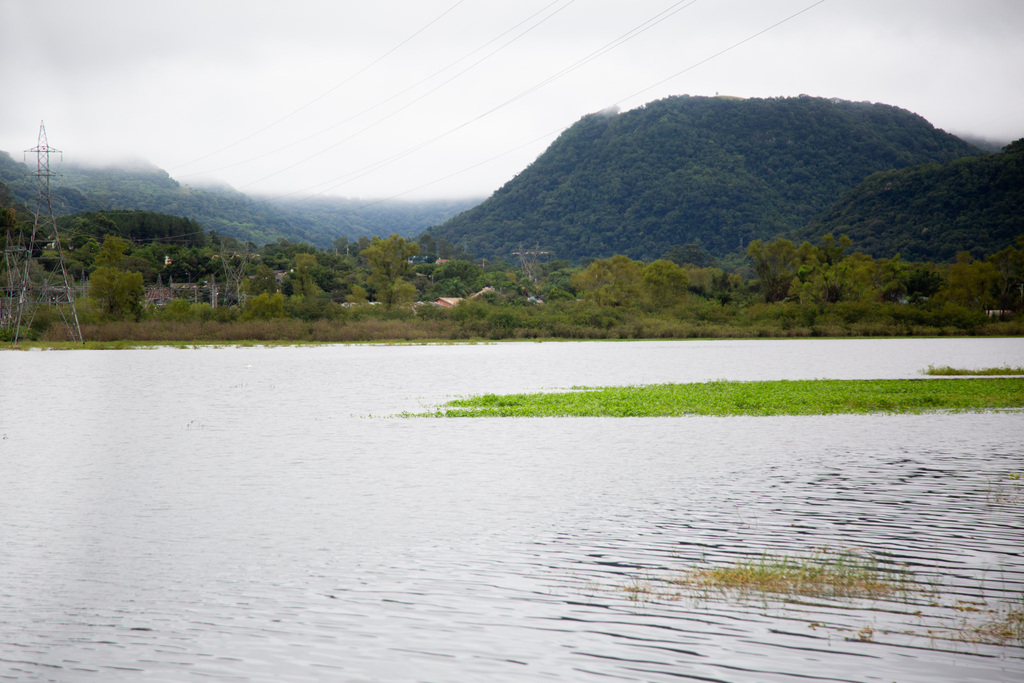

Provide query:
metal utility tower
left=511, top=243, right=549, bottom=283
left=1, top=122, right=82, bottom=343
left=219, top=240, right=250, bottom=307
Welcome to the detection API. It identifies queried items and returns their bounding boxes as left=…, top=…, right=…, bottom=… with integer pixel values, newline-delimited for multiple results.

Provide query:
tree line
left=3, top=207, right=1021, bottom=342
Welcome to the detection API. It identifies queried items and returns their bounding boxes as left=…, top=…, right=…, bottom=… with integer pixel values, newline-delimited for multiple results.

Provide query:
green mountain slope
left=0, top=152, right=478, bottom=247
left=427, top=95, right=984, bottom=262
left=799, top=139, right=1024, bottom=262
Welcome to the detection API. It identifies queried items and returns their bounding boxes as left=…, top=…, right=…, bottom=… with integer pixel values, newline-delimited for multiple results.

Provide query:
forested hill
left=797, top=139, right=1024, bottom=262
left=0, top=151, right=478, bottom=247
left=427, top=95, right=984, bottom=262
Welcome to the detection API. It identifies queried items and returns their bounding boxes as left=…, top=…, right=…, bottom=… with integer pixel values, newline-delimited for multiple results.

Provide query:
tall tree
left=361, top=234, right=419, bottom=309
left=571, top=255, right=642, bottom=307
left=746, top=238, right=798, bottom=303
left=89, top=236, right=144, bottom=319
left=641, top=259, right=689, bottom=309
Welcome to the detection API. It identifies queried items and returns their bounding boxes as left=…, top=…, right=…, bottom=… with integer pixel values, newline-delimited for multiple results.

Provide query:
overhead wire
left=613, top=0, right=829, bottom=107
left=340, top=126, right=568, bottom=211
left=265, top=0, right=701, bottom=202
left=332, top=0, right=831, bottom=207
left=474, top=0, right=699, bottom=120
left=234, top=0, right=578, bottom=191
left=175, top=0, right=572, bottom=183
left=181, top=0, right=828, bottom=212
left=311, top=0, right=831, bottom=211
left=169, top=0, right=468, bottom=172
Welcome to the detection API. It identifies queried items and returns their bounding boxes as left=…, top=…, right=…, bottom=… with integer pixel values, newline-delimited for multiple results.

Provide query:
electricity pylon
left=220, top=240, right=250, bottom=306
left=511, top=243, right=549, bottom=283
left=1, top=122, right=82, bottom=343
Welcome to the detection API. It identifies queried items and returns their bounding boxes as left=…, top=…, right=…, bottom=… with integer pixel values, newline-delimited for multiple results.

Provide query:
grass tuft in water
left=971, top=595, right=1024, bottom=645
left=611, top=550, right=1024, bottom=648
left=676, top=549, right=911, bottom=600
left=984, top=472, right=1023, bottom=505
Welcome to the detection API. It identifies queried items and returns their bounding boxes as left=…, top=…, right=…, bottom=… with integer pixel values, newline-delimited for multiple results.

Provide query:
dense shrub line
left=61, top=298, right=1021, bottom=344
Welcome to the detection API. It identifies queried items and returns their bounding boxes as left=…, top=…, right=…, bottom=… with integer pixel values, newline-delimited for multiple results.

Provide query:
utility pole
left=1, top=122, right=81, bottom=343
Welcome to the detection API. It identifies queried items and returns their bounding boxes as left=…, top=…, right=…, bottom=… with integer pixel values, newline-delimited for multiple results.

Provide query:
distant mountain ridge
left=0, top=151, right=480, bottom=247
left=428, top=95, right=986, bottom=262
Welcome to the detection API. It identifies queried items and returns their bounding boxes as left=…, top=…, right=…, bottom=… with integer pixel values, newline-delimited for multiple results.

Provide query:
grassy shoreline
left=415, top=378, right=1024, bottom=417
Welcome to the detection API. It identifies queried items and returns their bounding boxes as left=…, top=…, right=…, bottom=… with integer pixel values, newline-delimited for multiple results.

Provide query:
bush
left=243, top=292, right=287, bottom=320
left=160, top=298, right=193, bottom=321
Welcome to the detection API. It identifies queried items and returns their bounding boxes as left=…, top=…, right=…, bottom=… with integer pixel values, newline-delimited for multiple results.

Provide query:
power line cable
left=614, top=0, right=828, bottom=107
left=480, top=0, right=698, bottom=117
left=340, top=127, right=567, bottom=211
left=234, top=0, right=578, bottom=190
left=170, top=0, right=468, bottom=172
left=322, top=0, right=828, bottom=203
left=176, top=0, right=572, bottom=182
left=294, top=0, right=831, bottom=208
left=261, top=0, right=699, bottom=200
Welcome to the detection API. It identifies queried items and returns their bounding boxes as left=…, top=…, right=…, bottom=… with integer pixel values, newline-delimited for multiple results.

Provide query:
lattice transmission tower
left=511, top=243, right=549, bottom=283
left=1, top=122, right=82, bottom=343
left=220, top=240, right=251, bottom=307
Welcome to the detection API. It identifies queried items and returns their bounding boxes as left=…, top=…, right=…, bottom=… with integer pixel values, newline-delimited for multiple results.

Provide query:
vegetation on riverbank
left=416, top=378, right=1024, bottom=417
left=3, top=194, right=1022, bottom=344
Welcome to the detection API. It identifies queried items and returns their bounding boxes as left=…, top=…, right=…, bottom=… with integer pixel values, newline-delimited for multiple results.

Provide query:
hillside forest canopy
left=427, top=95, right=991, bottom=263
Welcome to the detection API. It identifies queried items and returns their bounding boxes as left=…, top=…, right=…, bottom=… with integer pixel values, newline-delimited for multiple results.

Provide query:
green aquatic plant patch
left=924, top=364, right=1024, bottom=376
left=418, top=378, right=1024, bottom=417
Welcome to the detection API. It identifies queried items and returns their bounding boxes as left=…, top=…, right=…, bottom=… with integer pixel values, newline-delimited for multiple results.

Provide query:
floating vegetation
left=924, top=364, right=1024, bottom=375
left=676, top=548, right=911, bottom=600
left=971, top=596, right=1024, bottom=645
left=609, top=548, right=1024, bottom=649
left=617, top=548, right=913, bottom=604
left=413, top=378, right=1024, bottom=417
left=985, top=472, right=1023, bottom=505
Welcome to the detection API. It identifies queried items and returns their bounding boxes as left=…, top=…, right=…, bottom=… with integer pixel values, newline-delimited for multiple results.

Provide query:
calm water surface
left=1, top=339, right=1023, bottom=682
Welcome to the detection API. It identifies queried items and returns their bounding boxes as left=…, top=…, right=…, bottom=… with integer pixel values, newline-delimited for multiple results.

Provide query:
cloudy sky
left=2, top=0, right=1022, bottom=200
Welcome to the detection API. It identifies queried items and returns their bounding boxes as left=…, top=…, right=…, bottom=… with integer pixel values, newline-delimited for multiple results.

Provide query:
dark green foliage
left=906, top=266, right=944, bottom=300
left=361, top=234, right=419, bottom=309
left=663, top=243, right=717, bottom=267
left=59, top=210, right=208, bottom=247
left=747, top=238, right=799, bottom=303
left=429, top=95, right=982, bottom=262
left=802, top=140, right=1023, bottom=261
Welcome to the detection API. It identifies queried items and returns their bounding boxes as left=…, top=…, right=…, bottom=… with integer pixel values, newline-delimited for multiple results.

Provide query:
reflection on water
left=1, top=340, right=1022, bottom=681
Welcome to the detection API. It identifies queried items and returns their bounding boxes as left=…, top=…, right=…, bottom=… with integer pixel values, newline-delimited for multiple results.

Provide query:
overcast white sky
left=2, top=0, right=1022, bottom=200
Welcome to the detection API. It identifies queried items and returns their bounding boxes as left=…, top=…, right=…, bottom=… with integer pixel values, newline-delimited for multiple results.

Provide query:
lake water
left=1, top=338, right=1022, bottom=682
